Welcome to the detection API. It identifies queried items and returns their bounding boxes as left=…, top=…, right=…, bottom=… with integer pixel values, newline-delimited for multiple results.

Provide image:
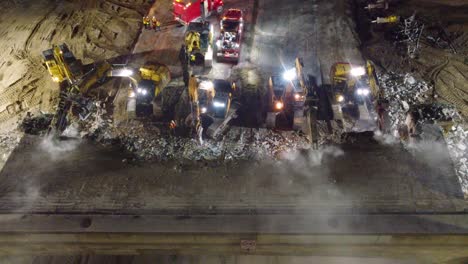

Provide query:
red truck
left=215, top=9, right=243, bottom=62
left=173, top=0, right=224, bottom=25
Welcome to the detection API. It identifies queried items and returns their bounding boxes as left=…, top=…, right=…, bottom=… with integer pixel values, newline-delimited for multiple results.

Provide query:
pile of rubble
left=107, top=125, right=310, bottom=162
left=378, top=72, right=432, bottom=132
left=19, top=113, right=53, bottom=135
left=62, top=100, right=310, bottom=162
left=379, top=72, right=468, bottom=193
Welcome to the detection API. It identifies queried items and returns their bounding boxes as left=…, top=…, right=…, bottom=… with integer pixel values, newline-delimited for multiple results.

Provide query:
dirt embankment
left=356, top=0, right=468, bottom=118
left=0, top=0, right=149, bottom=134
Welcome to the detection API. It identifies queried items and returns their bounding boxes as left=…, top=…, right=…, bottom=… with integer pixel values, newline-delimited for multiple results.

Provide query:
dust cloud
left=39, top=134, right=80, bottom=161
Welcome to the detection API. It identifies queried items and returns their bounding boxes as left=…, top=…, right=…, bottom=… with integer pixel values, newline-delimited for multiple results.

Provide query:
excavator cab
left=266, top=58, right=310, bottom=131
left=42, top=50, right=64, bottom=83
left=330, top=62, right=371, bottom=105
left=42, top=44, right=82, bottom=84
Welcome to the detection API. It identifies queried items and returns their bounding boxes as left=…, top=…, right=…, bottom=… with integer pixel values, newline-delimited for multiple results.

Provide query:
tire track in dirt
left=24, top=6, right=57, bottom=51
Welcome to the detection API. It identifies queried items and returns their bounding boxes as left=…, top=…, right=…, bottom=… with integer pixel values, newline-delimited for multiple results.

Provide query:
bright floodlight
left=275, top=101, right=284, bottom=110
left=350, top=67, right=365, bottom=76
left=283, top=68, right=296, bottom=81
left=120, top=69, right=134, bottom=77
left=201, top=107, right=207, bottom=114
left=213, top=101, right=226, bottom=108
left=337, top=94, right=345, bottom=102
left=200, top=80, right=214, bottom=90
left=357, top=88, right=370, bottom=96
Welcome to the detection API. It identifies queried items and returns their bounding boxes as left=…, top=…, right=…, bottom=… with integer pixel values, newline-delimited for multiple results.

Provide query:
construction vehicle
left=266, top=58, right=308, bottom=131
left=216, top=9, right=243, bottom=63
left=197, top=79, right=233, bottom=118
left=182, top=21, right=214, bottom=72
left=173, top=0, right=224, bottom=25
left=42, top=43, right=170, bottom=133
left=372, top=15, right=399, bottom=24
left=328, top=61, right=381, bottom=129
left=181, top=74, right=236, bottom=141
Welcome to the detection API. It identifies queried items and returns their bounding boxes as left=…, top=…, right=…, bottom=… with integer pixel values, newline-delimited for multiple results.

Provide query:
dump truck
left=42, top=44, right=170, bottom=133
left=216, top=9, right=243, bottom=63
left=173, top=0, right=224, bottom=25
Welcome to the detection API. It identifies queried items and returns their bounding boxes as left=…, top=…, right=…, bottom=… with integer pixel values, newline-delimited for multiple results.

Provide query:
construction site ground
left=0, top=0, right=467, bottom=263
left=0, top=0, right=466, bottom=216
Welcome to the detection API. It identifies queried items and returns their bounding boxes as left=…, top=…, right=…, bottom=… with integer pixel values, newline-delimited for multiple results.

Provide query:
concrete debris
left=20, top=113, right=53, bottom=135
left=112, top=127, right=310, bottom=162
left=63, top=100, right=311, bottom=162
left=379, top=72, right=468, bottom=193
left=378, top=72, right=432, bottom=132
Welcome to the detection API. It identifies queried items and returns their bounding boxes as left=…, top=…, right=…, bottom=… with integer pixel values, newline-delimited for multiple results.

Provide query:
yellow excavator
left=329, top=60, right=384, bottom=126
left=266, top=58, right=309, bottom=130
left=42, top=43, right=170, bottom=133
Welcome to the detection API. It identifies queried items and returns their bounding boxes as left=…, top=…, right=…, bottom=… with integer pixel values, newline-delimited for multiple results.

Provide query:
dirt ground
left=358, top=0, right=468, bottom=118
left=0, top=0, right=148, bottom=134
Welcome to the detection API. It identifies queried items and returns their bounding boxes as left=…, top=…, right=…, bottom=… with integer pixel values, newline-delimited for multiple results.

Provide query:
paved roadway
left=0, top=133, right=463, bottom=214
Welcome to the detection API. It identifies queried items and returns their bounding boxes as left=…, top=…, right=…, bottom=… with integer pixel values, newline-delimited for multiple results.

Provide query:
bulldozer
left=42, top=43, right=170, bottom=134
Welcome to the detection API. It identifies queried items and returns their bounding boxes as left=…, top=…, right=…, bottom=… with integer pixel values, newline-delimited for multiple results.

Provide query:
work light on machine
left=283, top=68, right=297, bottom=81
left=120, top=68, right=134, bottom=77
left=357, top=88, right=370, bottom=96
left=350, top=66, right=365, bottom=77
left=201, top=107, right=208, bottom=113
left=213, top=101, right=226, bottom=108
left=137, top=88, right=148, bottom=95
left=200, top=80, right=214, bottom=90
left=294, top=93, right=305, bottom=101
left=337, top=94, right=345, bottom=103
left=275, top=101, right=284, bottom=110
